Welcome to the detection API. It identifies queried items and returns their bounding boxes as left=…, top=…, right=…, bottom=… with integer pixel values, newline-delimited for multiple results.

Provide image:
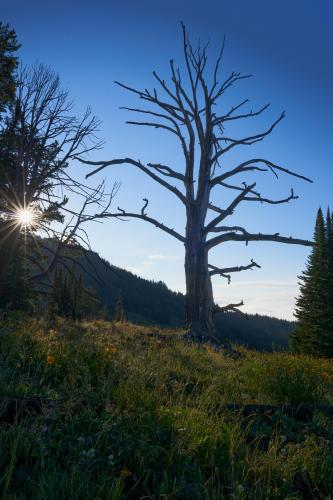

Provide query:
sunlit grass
left=0, top=316, right=332, bottom=498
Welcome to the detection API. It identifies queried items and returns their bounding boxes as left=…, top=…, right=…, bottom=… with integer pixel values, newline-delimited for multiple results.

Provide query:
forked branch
left=78, top=157, right=187, bottom=205
left=214, top=301, right=245, bottom=314
left=209, top=259, right=261, bottom=283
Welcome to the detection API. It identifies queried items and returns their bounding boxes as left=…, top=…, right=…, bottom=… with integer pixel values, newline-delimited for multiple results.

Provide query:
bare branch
left=115, top=80, right=190, bottom=122
left=209, top=36, right=225, bottom=97
left=205, top=183, right=256, bottom=232
left=211, top=112, right=285, bottom=164
left=212, top=72, right=252, bottom=103
left=147, top=163, right=185, bottom=181
left=141, top=198, right=148, bottom=215
left=214, top=301, right=245, bottom=313
left=126, top=120, right=180, bottom=137
left=78, top=157, right=187, bottom=206
left=120, top=106, right=189, bottom=158
left=208, top=259, right=261, bottom=283
left=207, top=229, right=313, bottom=250
left=99, top=209, right=185, bottom=243
left=214, top=103, right=270, bottom=124
left=212, top=182, right=299, bottom=207
left=211, top=158, right=312, bottom=187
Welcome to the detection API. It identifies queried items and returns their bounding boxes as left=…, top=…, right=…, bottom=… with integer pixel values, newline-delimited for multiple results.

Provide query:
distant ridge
left=72, top=247, right=295, bottom=351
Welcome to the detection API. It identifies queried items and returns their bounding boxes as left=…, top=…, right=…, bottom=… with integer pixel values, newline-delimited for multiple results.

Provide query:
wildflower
left=77, top=437, right=85, bottom=443
left=107, top=453, right=115, bottom=464
left=120, top=467, right=131, bottom=477
left=82, top=448, right=96, bottom=458
left=106, top=346, right=117, bottom=354
left=47, top=355, right=55, bottom=365
left=237, top=484, right=245, bottom=493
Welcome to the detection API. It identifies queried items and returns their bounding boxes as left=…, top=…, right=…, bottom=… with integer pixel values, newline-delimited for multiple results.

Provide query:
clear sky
left=2, top=0, right=333, bottom=319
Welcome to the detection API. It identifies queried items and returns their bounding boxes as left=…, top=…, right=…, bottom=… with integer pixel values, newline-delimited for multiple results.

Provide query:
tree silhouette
left=79, top=25, right=313, bottom=340
left=0, top=64, right=116, bottom=309
left=291, top=208, right=333, bottom=356
left=0, top=22, right=20, bottom=115
left=114, top=291, right=125, bottom=323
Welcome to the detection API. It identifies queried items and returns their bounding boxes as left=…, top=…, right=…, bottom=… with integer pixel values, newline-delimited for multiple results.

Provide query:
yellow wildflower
left=47, top=355, right=56, bottom=365
left=106, top=346, right=117, bottom=354
left=120, top=467, right=131, bottom=477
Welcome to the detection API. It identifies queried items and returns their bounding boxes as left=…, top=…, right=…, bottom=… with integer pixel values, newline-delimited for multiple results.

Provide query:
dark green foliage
left=0, top=22, right=20, bottom=115
left=325, top=209, right=333, bottom=354
left=0, top=24, right=23, bottom=309
left=215, top=313, right=294, bottom=351
left=0, top=226, right=31, bottom=311
left=114, top=291, right=125, bottom=322
left=52, top=266, right=85, bottom=320
left=291, top=208, right=333, bottom=356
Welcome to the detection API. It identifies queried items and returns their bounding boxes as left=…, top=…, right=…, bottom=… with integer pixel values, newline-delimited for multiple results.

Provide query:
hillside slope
left=41, top=239, right=295, bottom=350
left=1, top=318, right=332, bottom=499
left=76, top=249, right=295, bottom=350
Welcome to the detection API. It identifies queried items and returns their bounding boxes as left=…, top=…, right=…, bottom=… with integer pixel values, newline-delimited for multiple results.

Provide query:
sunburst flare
left=5, top=203, right=41, bottom=231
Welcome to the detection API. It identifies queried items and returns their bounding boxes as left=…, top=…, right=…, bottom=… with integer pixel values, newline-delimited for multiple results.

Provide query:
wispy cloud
left=214, top=282, right=299, bottom=320
left=147, top=254, right=181, bottom=261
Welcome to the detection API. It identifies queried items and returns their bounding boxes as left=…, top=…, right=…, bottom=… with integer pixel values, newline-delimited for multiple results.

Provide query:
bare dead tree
left=0, top=64, right=116, bottom=307
left=78, top=24, right=313, bottom=340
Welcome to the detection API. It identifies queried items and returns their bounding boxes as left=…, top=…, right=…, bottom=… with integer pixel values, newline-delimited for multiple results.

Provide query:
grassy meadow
left=1, top=317, right=333, bottom=499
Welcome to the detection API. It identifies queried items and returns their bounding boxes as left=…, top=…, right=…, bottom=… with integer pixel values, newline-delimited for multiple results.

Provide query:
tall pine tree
left=323, top=208, right=333, bottom=355
left=291, top=208, right=333, bottom=356
left=114, top=291, right=125, bottom=323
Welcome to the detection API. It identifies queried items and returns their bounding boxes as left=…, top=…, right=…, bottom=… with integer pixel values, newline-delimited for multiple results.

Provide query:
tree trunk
left=184, top=217, right=216, bottom=340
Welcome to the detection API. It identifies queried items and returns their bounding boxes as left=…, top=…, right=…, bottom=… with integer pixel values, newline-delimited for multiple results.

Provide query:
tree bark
left=184, top=206, right=216, bottom=340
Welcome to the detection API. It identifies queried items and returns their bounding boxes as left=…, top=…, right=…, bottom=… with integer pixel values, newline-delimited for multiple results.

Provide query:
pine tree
left=114, top=291, right=125, bottom=323
left=0, top=22, right=20, bottom=115
left=291, top=208, right=328, bottom=355
left=323, top=208, right=333, bottom=355
left=51, top=265, right=85, bottom=320
left=68, top=264, right=84, bottom=321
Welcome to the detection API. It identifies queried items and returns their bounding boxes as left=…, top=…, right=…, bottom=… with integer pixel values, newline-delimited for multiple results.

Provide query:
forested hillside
left=72, top=245, right=295, bottom=350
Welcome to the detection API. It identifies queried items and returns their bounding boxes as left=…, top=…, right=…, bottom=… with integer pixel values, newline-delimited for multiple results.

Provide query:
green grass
left=1, top=316, right=333, bottom=499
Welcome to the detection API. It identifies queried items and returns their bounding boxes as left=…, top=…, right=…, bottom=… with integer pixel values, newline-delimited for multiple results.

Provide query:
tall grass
left=0, top=316, right=332, bottom=498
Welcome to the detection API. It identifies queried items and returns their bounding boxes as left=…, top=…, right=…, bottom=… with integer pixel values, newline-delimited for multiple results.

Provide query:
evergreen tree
left=291, top=208, right=329, bottom=355
left=0, top=24, right=21, bottom=309
left=0, top=22, right=20, bottom=115
left=323, top=208, right=333, bottom=355
left=68, top=263, right=84, bottom=320
left=114, top=291, right=125, bottom=322
left=51, top=265, right=85, bottom=320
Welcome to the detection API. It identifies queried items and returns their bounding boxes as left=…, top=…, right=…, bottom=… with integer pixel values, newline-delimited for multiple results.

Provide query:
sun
left=14, top=207, right=36, bottom=228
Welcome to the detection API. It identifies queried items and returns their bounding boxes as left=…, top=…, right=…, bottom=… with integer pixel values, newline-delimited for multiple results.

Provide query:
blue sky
left=2, top=0, right=333, bottom=319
